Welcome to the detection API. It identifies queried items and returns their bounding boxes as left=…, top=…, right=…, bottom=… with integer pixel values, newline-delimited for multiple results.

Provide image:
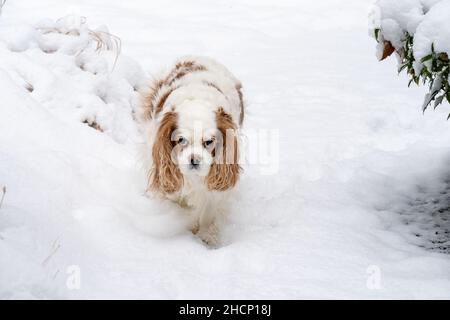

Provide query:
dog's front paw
left=197, top=223, right=220, bottom=247
left=190, top=222, right=199, bottom=235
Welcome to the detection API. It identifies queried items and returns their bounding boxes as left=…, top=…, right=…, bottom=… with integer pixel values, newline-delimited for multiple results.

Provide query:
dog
left=140, top=56, right=244, bottom=245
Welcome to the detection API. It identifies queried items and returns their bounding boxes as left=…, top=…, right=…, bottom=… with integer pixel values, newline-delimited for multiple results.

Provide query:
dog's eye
left=203, top=139, right=214, bottom=148
left=177, top=137, right=188, bottom=146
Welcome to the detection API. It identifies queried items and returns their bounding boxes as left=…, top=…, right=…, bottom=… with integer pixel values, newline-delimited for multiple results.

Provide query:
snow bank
left=0, top=14, right=190, bottom=298
left=0, top=15, right=145, bottom=144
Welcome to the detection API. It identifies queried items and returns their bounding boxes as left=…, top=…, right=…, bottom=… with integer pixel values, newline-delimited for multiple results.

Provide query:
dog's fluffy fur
left=140, top=56, right=244, bottom=245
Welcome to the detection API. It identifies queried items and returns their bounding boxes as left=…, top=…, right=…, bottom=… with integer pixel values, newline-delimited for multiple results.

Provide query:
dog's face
left=149, top=100, right=240, bottom=194
left=171, top=100, right=217, bottom=177
left=172, top=126, right=217, bottom=177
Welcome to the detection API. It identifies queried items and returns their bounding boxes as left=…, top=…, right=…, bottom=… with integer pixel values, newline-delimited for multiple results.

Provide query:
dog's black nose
left=190, top=155, right=201, bottom=168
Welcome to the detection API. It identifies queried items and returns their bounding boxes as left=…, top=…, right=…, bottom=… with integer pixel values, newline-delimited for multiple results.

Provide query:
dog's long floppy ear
left=207, top=107, right=241, bottom=191
left=149, top=112, right=183, bottom=194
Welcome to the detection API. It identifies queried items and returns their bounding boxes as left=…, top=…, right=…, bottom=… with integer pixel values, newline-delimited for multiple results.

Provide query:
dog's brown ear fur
left=207, top=108, right=241, bottom=191
left=149, top=112, right=183, bottom=194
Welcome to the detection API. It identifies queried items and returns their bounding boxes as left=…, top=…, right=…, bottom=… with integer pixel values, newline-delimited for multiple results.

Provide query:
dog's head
left=149, top=101, right=241, bottom=194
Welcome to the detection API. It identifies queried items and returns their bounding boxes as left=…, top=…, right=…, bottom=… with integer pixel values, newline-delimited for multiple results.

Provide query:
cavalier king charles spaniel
left=140, top=56, right=244, bottom=246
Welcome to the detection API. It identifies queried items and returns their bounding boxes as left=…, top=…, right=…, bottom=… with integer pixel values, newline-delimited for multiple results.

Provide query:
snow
left=414, top=1, right=450, bottom=59
left=0, top=14, right=144, bottom=144
left=372, top=0, right=450, bottom=60
left=371, top=0, right=424, bottom=48
left=1, top=0, right=450, bottom=299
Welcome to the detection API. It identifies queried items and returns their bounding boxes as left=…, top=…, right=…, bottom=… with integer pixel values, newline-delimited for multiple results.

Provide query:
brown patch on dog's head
left=142, top=79, right=164, bottom=120
left=155, top=87, right=178, bottom=115
left=149, top=111, right=183, bottom=194
left=206, top=107, right=241, bottom=191
left=204, top=81, right=223, bottom=94
left=165, top=60, right=207, bottom=85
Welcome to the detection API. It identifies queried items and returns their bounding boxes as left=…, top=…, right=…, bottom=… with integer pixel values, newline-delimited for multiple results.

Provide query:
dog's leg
left=196, top=201, right=226, bottom=247
left=197, top=221, right=220, bottom=247
left=190, top=220, right=200, bottom=234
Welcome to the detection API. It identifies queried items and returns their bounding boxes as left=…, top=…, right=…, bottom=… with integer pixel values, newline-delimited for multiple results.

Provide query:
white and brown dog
left=140, top=56, right=244, bottom=245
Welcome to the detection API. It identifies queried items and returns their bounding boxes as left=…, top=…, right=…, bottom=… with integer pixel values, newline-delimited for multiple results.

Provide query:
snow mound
left=0, top=14, right=190, bottom=299
left=0, top=15, right=145, bottom=143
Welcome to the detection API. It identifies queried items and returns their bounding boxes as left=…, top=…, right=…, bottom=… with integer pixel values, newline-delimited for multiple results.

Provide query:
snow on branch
left=370, top=0, right=450, bottom=118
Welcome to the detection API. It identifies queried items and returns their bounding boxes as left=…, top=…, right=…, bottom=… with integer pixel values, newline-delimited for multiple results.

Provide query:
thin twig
left=52, top=269, right=60, bottom=280
left=36, top=19, right=122, bottom=72
left=88, top=29, right=122, bottom=71
left=42, top=237, right=61, bottom=267
left=0, top=186, right=6, bottom=240
left=0, top=186, right=6, bottom=210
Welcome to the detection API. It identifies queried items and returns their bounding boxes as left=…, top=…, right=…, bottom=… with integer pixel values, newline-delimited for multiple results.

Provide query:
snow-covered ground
left=1, top=0, right=450, bottom=299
